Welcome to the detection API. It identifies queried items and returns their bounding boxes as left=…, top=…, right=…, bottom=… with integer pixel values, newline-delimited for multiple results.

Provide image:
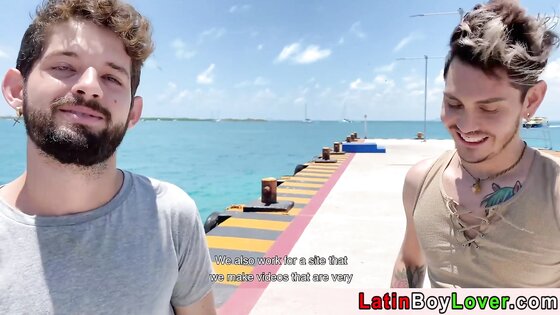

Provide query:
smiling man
left=0, top=1, right=215, bottom=313
left=391, top=0, right=560, bottom=287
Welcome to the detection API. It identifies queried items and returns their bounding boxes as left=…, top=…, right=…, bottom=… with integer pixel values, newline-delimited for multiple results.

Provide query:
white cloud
left=319, top=88, right=332, bottom=98
left=275, top=42, right=301, bottom=63
left=0, top=49, right=8, bottom=59
left=294, top=97, right=305, bottom=104
left=538, top=58, right=560, bottom=118
left=230, top=4, right=251, bottom=13
left=171, top=90, right=190, bottom=104
left=542, top=58, right=560, bottom=82
left=294, top=45, right=331, bottom=64
left=406, top=80, right=424, bottom=91
left=254, top=88, right=276, bottom=99
left=434, top=69, right=445, bottom=86
left=350, top=78, right=375, bottom=90
left=145, top=57, right=161, bottom=70
left=403, top=74, right=419, bottom=83
left=235, top=76, right=269, bottom=88
left=276, top=43, right=331, bottom=64
left=171, top=39, right=196, bottom=60
left=198, top=28, right=226, bottom=44
left=338, top=37, right=345, bottom=45
left=350, top=21, right=366, bottom=39
left=374, top=75, right=388, bottom=84
left=349, top=76, right=395, bottom=92
left=158, top=82, right=177, bottom=101
left=393, top=32, right=423, bottom=52
left=249, top=30, right=259, bottom=38
left=197, top=64, right=215, bottom=85
left=375, top=62, right=396, bottom=73
left=254, top=77, right=268, bottom=86
left=257, top=44, right=264, bottom=50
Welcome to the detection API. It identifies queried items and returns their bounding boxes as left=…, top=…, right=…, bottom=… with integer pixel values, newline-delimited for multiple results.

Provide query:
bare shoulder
left=402, top=157, right=438, bottom=217
left=404, top=158, right=438, bottom=189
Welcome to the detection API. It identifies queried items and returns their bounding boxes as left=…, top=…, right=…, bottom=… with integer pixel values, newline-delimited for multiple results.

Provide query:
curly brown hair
left=443, top=0, right=559, bottom=98
left=16, top=0, right=154, bottom=97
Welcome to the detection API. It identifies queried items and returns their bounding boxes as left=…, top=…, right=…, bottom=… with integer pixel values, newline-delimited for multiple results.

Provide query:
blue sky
left=1, top=0, right=560, bottom=120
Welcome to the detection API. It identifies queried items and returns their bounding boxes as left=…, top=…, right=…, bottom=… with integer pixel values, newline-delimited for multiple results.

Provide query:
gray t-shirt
left=0, top=170, right=213, bottom=315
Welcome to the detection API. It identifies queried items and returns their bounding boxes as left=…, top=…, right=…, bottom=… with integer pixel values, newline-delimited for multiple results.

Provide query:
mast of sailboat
left=364, top=114, right=368, bottom=139
left=341, top=92, right=350, bottom=122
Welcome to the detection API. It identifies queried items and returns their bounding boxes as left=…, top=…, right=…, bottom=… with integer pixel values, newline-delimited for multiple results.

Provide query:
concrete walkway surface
left=218, top=139, right=455, bottom=314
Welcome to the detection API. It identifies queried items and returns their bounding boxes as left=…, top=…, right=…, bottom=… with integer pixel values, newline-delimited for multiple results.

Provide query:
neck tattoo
left=459, top=141, right=527, bottom=194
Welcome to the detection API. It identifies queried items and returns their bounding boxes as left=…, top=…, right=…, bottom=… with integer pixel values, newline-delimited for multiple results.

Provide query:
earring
left=12, top=106, right=22, bottom=126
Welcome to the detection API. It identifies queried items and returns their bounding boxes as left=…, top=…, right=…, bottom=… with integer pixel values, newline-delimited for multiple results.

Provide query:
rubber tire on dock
left=204, top=211, right=224, bottom=233
left=293, top=164, right=308, bottom=175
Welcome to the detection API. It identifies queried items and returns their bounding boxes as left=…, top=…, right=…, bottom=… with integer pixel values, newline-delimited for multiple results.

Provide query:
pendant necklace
left=459, top=141, right=527, bottom=193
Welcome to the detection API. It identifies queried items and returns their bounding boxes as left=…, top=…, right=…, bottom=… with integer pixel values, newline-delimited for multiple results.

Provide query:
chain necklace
left=459, top=141, right=527, bottom=194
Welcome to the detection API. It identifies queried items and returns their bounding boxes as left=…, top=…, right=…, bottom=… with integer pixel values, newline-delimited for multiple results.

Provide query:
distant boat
left=304, top=103, right=312, bottom=123
left=523, top=116, right=548, bottom=128
left=340, top=93, right=351, bottom=123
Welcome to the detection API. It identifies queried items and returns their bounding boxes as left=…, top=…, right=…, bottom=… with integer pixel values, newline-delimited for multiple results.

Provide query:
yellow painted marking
left=299, top=168, right=334, bottom=174
left=300, top=168, right=335, bottom=173
left=212, top=263, right=254, bottom=286
left=277, top=196, right=311, bottom=204
left=263, top=207, right=302, bottom=216
left=296, top=172, right=331, bottom=178
left=220, top=217, right=290, bottom=231
left=287, top=207, right=302, bottom=215
left=289, top=176, right=328, bottom=183
left=305, top=163, right=338, bottom=170
left=277, top=188, right=316, bottom=196
left=306, top=168, right=338, bottom=172
left=281, top=182, right=323, bottom=188
left=207, top=236, right=273, bottom=253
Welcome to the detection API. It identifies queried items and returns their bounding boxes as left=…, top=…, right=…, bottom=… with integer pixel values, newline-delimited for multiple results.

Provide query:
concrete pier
left=214, top=139, right=455, bottom=314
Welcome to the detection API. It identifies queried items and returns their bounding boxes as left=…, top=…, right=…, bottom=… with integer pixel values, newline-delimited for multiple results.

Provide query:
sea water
left=1, top=119, right=559, bottom=220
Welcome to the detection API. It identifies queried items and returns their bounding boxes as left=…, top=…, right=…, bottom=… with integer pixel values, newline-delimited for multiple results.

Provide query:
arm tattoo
left=406, top=265, right=426, bottom=288
left=391, top=265, right=426, bottom=288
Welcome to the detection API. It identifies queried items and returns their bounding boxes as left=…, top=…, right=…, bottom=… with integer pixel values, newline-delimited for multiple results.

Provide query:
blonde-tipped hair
left=443, top=0, right=558, bottom=93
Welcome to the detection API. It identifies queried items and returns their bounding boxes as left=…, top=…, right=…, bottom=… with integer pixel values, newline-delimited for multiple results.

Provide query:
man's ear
left=127, top=96, right=143, bottom=129
left=523, top=80, right=547, bottom=116
left=2, top=68, right=24, bottom=110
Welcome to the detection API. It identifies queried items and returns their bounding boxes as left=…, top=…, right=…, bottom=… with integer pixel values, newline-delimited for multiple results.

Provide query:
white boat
left=523, top=116, right=548, bottom=128
left=303, top=103, right=312, bottom=123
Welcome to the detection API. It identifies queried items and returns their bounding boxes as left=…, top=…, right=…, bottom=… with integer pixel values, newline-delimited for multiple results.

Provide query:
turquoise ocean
left=1, top=119, right=559, bottom=221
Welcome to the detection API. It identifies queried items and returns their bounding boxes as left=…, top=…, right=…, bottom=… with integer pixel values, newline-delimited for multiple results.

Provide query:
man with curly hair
left=0, top=0, right=215, bottom=313
left=391, top=0, right=560, bottom=288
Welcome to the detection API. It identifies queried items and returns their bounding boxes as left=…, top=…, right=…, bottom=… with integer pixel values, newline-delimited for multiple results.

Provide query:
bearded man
left=0, top=1, right=215, bottom=313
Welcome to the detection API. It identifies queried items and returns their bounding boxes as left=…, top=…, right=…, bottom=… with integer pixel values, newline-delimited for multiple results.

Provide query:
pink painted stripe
left=218, top=154, right=355, bottom=315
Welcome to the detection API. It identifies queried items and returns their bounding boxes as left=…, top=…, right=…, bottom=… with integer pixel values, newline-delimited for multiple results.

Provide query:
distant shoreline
left=0, top=116, right=267, bottom=122
left=0, top=116, right=449, bottom=122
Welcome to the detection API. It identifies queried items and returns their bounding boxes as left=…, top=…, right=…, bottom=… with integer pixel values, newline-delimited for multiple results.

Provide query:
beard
left=455, top=119, right=519, bottom=164
left=23, top=92, right=129, bottom=167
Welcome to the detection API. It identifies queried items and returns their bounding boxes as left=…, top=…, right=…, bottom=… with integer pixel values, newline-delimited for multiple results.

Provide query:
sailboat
left=304, top=103, right=312, bottom=123
left=340, top=93, right=351, bottom=123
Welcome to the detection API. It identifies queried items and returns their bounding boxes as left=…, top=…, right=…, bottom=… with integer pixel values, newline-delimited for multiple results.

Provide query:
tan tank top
left=413, top=149, right=560, bottom=287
